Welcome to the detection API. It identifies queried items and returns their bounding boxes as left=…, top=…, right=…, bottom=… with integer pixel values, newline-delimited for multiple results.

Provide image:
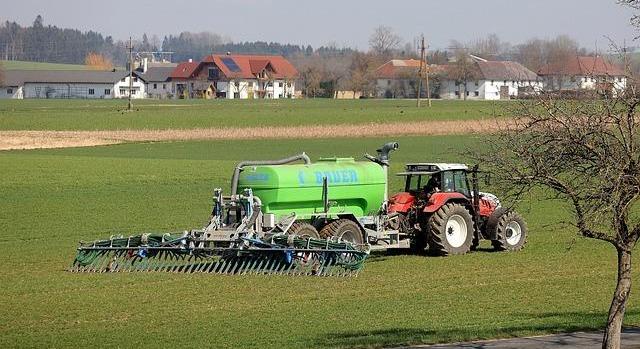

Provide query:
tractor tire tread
left=491, top=211, right=528, bottom=251
left=319, top=219, right=364, bottom=244
left=427, top=203, right=474, bottom=256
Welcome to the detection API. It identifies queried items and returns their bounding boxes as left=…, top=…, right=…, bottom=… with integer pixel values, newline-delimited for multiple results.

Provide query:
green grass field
left=1, top=60, right=91, bottom=70
left=0, top=99, right=505, bottom=131
left=0, top=135, right=637, bottom=348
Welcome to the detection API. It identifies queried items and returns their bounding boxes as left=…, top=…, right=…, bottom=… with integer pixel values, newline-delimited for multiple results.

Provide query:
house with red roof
left=169, top=54, right=298, bottom=99
left=537, top=56, right=626, bottom=95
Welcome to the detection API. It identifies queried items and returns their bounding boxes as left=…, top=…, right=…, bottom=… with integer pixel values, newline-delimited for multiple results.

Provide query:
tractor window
left=453, top=170, right=471, bottom=196
left=442, top=171, right=454, bottom=192
left=405, top=175, right=422, bottom=192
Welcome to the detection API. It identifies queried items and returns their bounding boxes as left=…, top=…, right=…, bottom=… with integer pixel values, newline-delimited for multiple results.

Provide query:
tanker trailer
left=70, top=143, right=400, bottom=276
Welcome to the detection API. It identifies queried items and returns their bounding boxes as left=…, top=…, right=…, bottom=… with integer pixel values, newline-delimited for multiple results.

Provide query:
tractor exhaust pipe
left=231, top=153, right=311, bottom=196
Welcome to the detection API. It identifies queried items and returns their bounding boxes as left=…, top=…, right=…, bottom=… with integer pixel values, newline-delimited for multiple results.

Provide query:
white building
left=374, top=58, right=541, bottom=100
left=170, top=54, right=298, bottom=99
left=438, top=60, right=542, bottom=100
left=0, top=70, right=126, bottom=99
left=537, top=56, right=627, bottom=96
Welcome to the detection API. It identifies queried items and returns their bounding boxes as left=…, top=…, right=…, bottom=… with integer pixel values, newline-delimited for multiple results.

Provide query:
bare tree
left=480, top=79, right=639, bottom=348
left=470, top=33, right=510, bottom=58
left=300, top=65, right=323, bottom=98
left=619, top=0, right=640, bottom=32
left=347, top=52, right=376, bottom=98
left=449, top=48, right=478, bottom=100
left=369, top=25, right=402, bottom=57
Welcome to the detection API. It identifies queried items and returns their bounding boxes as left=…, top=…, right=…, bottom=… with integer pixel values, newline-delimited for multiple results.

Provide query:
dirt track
left=0, top=119, right=507, bottom=150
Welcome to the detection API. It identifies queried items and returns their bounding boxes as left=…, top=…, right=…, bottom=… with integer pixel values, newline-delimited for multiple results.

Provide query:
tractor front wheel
left=490, top=211, right=527, bottom=251
left=427, top=203, right=474, bottom=256
left=319, top=219, right=364, bottom=245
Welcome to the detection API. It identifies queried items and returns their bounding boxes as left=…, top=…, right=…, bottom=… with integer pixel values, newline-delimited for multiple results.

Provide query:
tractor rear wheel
left=427, top=203, right=474, bottom=256
left=289, top=222, right=320, bottom=239
left=490, top=211, right=527, bottom=251
left=319, top=219, right=364, bottom=245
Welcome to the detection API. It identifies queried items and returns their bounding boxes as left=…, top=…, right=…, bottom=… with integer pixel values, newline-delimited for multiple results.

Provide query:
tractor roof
left=396, top=163, right=469, bottom=176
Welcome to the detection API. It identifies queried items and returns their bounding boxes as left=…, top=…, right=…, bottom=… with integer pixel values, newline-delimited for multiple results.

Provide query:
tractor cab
left=397, top=163, right=472, bottom=198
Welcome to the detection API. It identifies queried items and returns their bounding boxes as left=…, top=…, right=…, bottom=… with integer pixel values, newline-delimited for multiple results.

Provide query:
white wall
left=23, top=83, right=114, bottom=99
left=482, top=80, right=543, bottom=100
left=0, top=86, right=22, bottom=99
left=113, top=75, right=146, bottom=99
left=439, top=79, right=542, bottom=100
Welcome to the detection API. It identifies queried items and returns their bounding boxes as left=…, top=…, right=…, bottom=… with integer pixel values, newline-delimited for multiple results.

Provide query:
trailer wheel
left=491, top=211, right=527, bottom=251
left=319, top=219, right=364, bottom=245
left=427, top=203, right=474, bottom=256
left=289, top=223, right=320, bottom=239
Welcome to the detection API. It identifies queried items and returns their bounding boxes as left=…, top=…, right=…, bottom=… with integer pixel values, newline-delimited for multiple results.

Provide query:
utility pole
left=416, top=35, right=431, bottom=107
left=127, top=37, right=134, bottom=111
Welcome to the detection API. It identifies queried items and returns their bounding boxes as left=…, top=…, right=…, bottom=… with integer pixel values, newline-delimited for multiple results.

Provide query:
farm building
left=375, top=58, right=541, bottom=100
left=438, top=60, right=542, bottom=100
left=374, top=59, right=424, bottom=98
left=0, top=70, right=125, bottom=99
left=169, top=54, right=298, bottom=99
left=0, top=63, right=175, bottom=99
left=537, top=56, right=626, bottom=95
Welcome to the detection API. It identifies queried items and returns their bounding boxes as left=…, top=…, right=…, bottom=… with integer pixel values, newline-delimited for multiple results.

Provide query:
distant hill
left=0, top=60, right=90, bottom=70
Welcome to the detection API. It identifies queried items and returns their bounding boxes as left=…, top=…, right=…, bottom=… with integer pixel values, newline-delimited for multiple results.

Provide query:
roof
left=202, top=54, right=298, bottom=79
left=476, top=61, right=538, bottom=81
left=537, top=56, right=625, bottom=76
left=376, top=59, right=538, bottom=82
left=375, top=59, right=423, bottom=79
left=139, top=66, right=175, bottom=82
left=170, top=62, right=199, bottom=79
left=397, top=163, right=469, bottom=175
left=1, top=70, right=125, bottom=86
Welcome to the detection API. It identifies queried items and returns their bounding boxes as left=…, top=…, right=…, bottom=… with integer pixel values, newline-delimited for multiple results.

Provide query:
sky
left=2, top=0, right=638, bottom=51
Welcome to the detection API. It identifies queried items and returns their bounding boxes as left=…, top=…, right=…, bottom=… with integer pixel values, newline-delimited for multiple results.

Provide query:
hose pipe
left=230, top=153, right=311, bottom=196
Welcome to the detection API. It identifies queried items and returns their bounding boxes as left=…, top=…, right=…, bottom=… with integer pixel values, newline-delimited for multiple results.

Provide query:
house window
left=133, top=77, right=138, bottom=82
left=162, top=84, right=167, bottom=89
left=208, top=68, right=220, bottom=80
left=88, top=88, right=95, bottom=95
left=120, top=88, right=126, bottom=95
left=491, top=80, right=494, bottom=85
left=104, top=89, right=111, bottom=95
left=474, top=81, right=479, bottom=86
left=474, top=91, right=479, bottom=97
left=387, top=80, right=391, bottom=86
left=267, top=82, right=273, bottom=87
left=153, top=83, right=157, bottom=89
left=466, top=91, right=469, bottom=96
left=503, top=80, right=507, bottom=85
left=7, top=88, right=13, bottom=94
left=512, top=81, right=515, bottom=86
left=121, top=78, right=126, bottom=82
left=454, top=91, right=460, bottom=96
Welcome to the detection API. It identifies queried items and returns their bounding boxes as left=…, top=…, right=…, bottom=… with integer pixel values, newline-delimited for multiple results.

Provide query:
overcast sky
left=2, top=0, right=638, bottom=50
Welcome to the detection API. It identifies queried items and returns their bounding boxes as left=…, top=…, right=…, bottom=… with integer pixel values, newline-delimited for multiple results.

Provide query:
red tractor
left=388, top=163, right=527, bottom=255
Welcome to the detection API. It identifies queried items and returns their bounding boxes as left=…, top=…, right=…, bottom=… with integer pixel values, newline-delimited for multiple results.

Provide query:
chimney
left=188, top=58, right=193, bottom=63
left=226, top=51, right=231, bottom=55
left=142, top=57, right=148, bottom=73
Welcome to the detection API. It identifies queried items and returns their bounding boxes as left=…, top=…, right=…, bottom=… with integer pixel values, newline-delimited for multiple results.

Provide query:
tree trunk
left=603, top=248, right=632, bottom=349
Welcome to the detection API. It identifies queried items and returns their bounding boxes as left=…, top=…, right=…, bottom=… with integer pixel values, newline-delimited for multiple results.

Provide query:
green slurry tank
left=238, top=157, right=386, bottom=220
